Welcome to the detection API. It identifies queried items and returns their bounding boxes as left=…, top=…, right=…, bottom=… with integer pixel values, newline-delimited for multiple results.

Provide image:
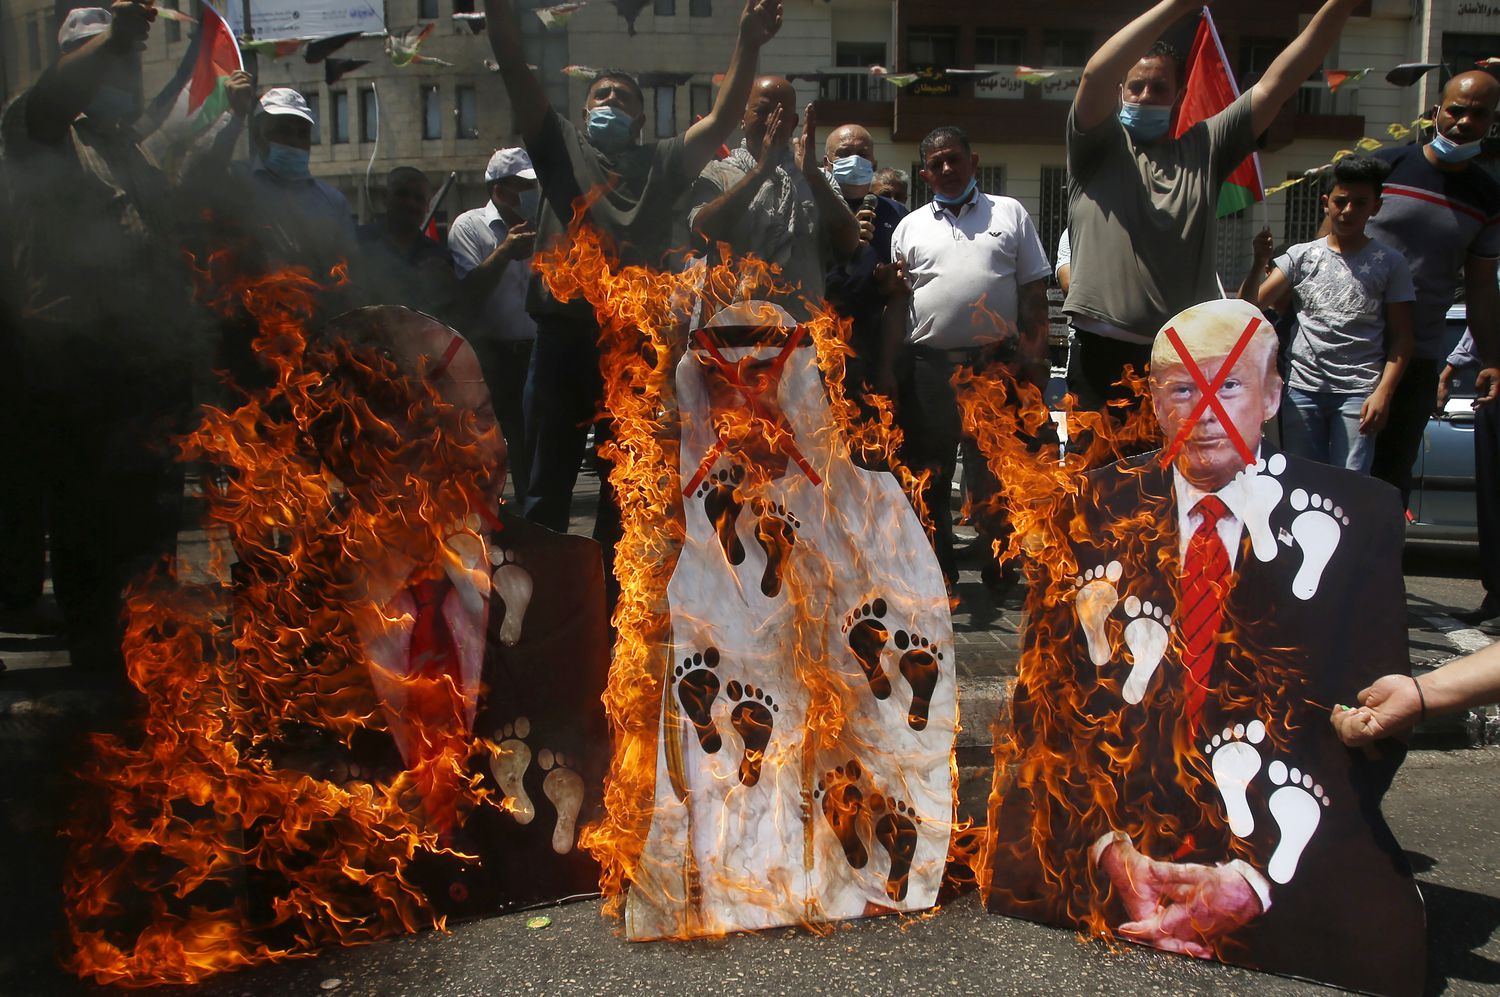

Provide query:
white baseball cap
left=58, top=7, right=112, bottom=53
left=485, top=147, right=537, bottom=182
left=257, top=87, right=315, bottom=124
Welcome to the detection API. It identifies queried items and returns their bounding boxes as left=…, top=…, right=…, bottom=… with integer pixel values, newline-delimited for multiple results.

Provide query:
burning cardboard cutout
left=626, top=301, right=956, bottom=938
left=981, top=299, right=1424, bottom=996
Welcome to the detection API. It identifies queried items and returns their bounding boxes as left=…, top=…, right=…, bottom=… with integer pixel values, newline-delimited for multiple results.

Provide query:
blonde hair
left=1150, top=298, right=1278, bottom=378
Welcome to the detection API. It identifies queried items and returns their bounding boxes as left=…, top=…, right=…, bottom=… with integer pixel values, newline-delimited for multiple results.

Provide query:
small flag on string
left=870, top=65, right=919, bottom=88
left=241, top=38, right=303, bottom=58
left=537, top=2, right=588, bottom=29
left=304, top=32, right=361, bottom=63
left=1324, top=68, right=1371, bottom=93
left=386, top=24, right=454, bottom=67
left=155, top=6, right=195, bottom=25
left=562, top=64, right=602, bottom=79
left=1477, top=57, right=1500, bottom=67
left=325, top=57, right=368, bottom=85
left=1015, top=65, right=1060, bottom=84
left=1385, top=63, right=1442, bottom=87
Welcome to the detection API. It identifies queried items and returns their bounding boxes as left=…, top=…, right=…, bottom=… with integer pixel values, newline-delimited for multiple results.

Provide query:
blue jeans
left=1281, top=387, right=1375, bottom=473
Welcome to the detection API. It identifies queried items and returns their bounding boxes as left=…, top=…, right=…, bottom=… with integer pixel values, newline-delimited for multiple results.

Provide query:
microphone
left=860, top=192, right=878, bottom=215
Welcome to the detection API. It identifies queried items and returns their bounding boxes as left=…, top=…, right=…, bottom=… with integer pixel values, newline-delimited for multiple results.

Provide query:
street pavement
left=1, top=464, right=1497, bottom=995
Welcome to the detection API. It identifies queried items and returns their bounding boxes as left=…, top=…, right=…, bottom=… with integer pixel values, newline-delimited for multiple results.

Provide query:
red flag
left=185, top=1, right=242, bottom=124
left=1173, top=7, right=1263, bottom=217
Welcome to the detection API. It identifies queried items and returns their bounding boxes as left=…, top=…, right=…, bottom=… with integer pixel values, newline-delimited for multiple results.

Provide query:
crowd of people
left=0, top=0, right=1497, bottom=713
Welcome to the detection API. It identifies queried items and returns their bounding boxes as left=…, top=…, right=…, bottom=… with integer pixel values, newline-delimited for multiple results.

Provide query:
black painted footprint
left=752, top=500, right=800, bottom=598
left=814, top=760, right=868, bottom=870
left=871, top=793, right=920, bottom=902
left=725, top=680, right=778, bottom=786
left=673, top=648, right=722, bottom=754
left=695, top=464, right=745, bottom=566
left=893, top=630, right=943, bottom=732
left=841, top=599, right=893, bottom=700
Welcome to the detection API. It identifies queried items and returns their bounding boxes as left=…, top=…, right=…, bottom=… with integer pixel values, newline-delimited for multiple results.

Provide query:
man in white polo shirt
left=877, top=126, right=1051, bottom=590
left=448, top=147, right=539, bottom=499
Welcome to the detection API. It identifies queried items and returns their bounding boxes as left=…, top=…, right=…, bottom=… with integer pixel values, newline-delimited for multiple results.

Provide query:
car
left=1406, top=303, right=1479, bottom=541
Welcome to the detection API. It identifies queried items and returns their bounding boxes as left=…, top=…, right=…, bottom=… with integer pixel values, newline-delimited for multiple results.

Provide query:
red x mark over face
left=1157, top=316, right=1262, bottom=470
left=681, top=327, right=822, bottom=496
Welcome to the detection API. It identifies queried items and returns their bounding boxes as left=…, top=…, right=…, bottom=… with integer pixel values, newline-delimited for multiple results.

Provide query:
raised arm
left=483, top=0, right=549, bottom=143
left=1464, top=254, right=1500, bottom=404
left=24, top=0, right=154, bottom=144
left=683, top=0, right=783, bottom=175
left=1248, top=0, right=1361, bottom=136
left=1073, top=0, right=1197, bottom=132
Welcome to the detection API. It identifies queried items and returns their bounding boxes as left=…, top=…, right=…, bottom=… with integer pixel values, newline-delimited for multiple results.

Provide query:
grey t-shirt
left=524, top=107, right=693, bottom=321
left=1275, top=236, right=1416, bottom=393
left=688, top=146, right=828, bottom=320
left=1064, top=91, right=1257, bottom=342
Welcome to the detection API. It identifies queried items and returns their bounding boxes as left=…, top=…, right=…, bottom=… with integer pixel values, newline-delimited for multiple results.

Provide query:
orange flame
left=62, top=246, right=505, bottom=986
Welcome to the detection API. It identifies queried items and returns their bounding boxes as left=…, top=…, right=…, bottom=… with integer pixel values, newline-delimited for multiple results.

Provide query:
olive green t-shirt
left=1064, top=91, right=1256, bottom=343
left=524, top=106, right=693, bottom=321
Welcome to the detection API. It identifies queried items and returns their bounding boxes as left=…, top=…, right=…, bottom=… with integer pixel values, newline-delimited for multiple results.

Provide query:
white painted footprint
left=1288, top=489, right=1349, bottom=600
left=1239, top=453, right=1286, bottom=564
left=538, top=748, right=585, bottom=855
left=489, top=547, right=534, bottom=646
left=1120, top=595, right=1171, bottom=705
left=1266, top=759, right=1329, bottom=884
left=491, top=716, right=534, bottom=824
left=1074, top=560, right=1122, bottom=667
left=444, top=512, right=490, bottom=613
left=1202, top=719, right=1267, bottom=838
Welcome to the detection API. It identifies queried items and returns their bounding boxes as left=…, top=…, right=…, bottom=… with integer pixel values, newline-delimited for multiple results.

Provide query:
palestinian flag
left=142, top=0, right=242, bottom=145
left=1173, top=6, right=1263, bottom=217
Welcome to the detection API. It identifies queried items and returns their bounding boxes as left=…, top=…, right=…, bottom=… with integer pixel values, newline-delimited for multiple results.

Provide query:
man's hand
left=1251, top=226, right=1274, bottom=268
left=1331, top=674, right=1424, bottom=746
left=497, top=220, right=536, bottom=262
left=226, top=70, right=255, bottom=117
left=1436, top=365, right=1454, bottom=414
left=795, top=102, right=819, bottom=180
left=1477, top=366, right=1499, bottom=407
left=875, top=260, right=909, bottom=299
left=1359, top=388, right=1392, bottom=435
left=107, top=0, right=156, bottom=52
left=855, top=206, right=876, bottom=244
left=737, top=0, right=783, bottom=50
left=1121, top=862, right=1262, bottom=958
left=755, top=104, right=792, bottom=174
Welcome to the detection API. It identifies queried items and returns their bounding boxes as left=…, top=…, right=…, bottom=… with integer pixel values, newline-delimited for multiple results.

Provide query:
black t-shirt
left=825, top=194, right=907, bottom=351
left=524, top=107, right=693, bottom=321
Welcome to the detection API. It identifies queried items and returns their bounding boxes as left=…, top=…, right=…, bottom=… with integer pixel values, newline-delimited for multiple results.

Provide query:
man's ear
left=971, top=153, right=980, bottom=170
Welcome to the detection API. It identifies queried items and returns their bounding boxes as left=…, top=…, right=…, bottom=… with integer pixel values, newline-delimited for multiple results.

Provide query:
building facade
left=4, top=0, right=1499, bottom=277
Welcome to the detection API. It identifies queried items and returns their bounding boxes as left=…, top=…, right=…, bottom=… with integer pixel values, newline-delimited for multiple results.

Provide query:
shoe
left=1456, top=596, right=1500, bottom=626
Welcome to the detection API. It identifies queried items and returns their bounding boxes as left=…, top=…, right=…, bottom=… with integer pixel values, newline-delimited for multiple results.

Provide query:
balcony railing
left=1294, top=78, right=1359, bottom=117
left=817, top=69, right=886, bottom=104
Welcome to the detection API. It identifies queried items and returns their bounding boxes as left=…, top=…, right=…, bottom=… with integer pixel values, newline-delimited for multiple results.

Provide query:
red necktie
left=1179, top=495, right=1232, bottom=726
left=409, top=577, right=459, bottom=684
left=406, top=576, right=464, bottom=836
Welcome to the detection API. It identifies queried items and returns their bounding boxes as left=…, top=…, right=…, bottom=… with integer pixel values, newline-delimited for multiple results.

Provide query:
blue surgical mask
left=1118, top=102, right=1173, bottom=141
left=262, top=141, right=312, bottom=181
left=516, top=187, right=541, bottom=219
left=1430, top=129, right=1483, bottom=164
left=830, top=154, right=875, bottom=188
left=586, top=106, right=635, bottom=152
left=933, top=176, right=978, bottom=207
left=85, top=84, right=141, bottom=126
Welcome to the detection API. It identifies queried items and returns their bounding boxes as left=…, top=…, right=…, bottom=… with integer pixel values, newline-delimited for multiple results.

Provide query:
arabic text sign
left=227, top=0, right=383, bottom=41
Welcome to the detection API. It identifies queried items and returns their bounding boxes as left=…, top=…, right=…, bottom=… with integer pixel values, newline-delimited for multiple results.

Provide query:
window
left=654, top=85, right=676, bottom=139
left=305, top=93, right=322, bottom=143
left=909, top=161, right=931, bottom=207
left=1236, top=36, right=1284, bottom=91
left=823, top=41, right=885, bottom=101
left=654, top=0, right=675, bottom=15
left=1215, top=208, right=1252, bottom=293
left=689, top=0, right=711, bottom=15
left=456, top=85, right=478, bottom=138
left=1038, top=165, right=1069, bottom=271
left=907, top=28, right=958, bottom=69
left=418, top=0, right=439, bottom=20
left=1041, top=29, right=1090, bottom=67
left=976, top=166, right=1005, bottom=196
left=974, top=30, right=1025, bottom=66
left=165, top=0, right=182, bottom=42
left=690, top=83, right=712, bottom=122
left=1284, top=173, right=1323, bottom=247
left=423, top=84, right=442, bottom=140
left=453, top=0, right=475, bottom=11
left=330, top=90, right=350, bottom=144
left=360, top=88, right=378, bottom=142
